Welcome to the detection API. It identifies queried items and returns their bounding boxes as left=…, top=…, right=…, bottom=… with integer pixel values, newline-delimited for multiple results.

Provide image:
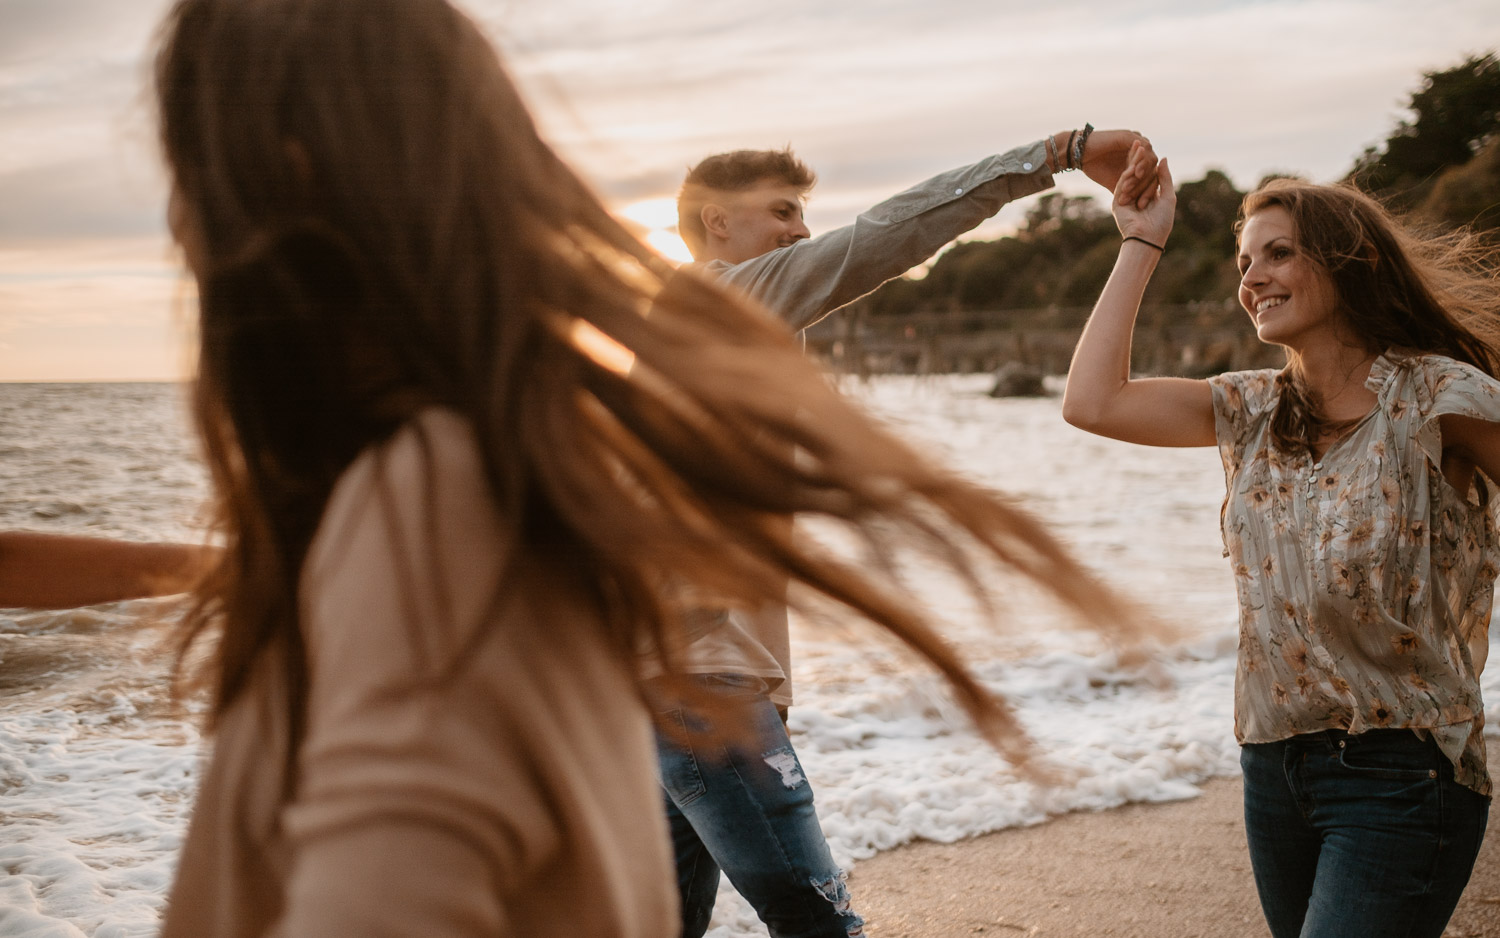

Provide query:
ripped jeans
left=653, top=673, right=864, bottom=938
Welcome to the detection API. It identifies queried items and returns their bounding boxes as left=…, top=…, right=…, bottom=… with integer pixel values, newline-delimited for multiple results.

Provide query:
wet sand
left=850, top=777, right=1500, bottom=937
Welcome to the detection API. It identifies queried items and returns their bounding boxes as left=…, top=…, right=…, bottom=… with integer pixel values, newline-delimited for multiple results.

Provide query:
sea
left=3, top=375, right=1497, bottom=938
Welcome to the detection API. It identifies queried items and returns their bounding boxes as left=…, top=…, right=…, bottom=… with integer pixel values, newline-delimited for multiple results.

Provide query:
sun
left=619, top=198, right=678, bottom=230
left=618, top=198, right=694, bottom=265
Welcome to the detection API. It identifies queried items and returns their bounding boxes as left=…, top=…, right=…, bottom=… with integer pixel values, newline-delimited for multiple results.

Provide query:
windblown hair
left=159, top=0, right=1139, bottom=771
left=676, top=147, right=816, bottom=258
left=1236, top=179, right=1500, bottom=455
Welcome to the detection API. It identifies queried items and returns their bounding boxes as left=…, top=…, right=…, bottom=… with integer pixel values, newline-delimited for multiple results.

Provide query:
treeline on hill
left=821, top=52, right=1500, bottom=379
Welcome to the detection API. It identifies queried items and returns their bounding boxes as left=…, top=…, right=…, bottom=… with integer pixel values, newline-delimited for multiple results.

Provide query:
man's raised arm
left=702, top=129, right=1155, bottom=331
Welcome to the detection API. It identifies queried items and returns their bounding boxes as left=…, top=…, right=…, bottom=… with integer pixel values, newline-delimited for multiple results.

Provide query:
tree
left=1418, top=138, right=1500, bottom=232
left=1348, top=52, right=1500, bottom=209
left=1172, top=169, right=1244, bottom=255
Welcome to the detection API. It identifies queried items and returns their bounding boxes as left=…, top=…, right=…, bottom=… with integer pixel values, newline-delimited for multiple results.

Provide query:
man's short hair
left=676, top=147, right=816, bottom=258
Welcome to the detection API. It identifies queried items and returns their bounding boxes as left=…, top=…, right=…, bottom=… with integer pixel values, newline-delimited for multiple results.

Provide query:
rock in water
left=988, top=362, right=1047, bottom=398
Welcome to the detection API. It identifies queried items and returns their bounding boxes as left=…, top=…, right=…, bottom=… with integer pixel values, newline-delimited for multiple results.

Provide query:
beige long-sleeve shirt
left=163, top=410, right=676, bottom=937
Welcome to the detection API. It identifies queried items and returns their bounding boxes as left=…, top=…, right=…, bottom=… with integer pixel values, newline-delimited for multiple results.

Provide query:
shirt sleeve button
left=954, top=187, right=964, bottom=195
left=1023, top=162, right=1033, bottom=171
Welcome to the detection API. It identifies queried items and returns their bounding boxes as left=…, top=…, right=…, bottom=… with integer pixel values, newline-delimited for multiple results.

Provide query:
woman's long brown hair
left=1236, top=180, right=1500, bottom=455
left=158, top=0, right=1145, bottom=769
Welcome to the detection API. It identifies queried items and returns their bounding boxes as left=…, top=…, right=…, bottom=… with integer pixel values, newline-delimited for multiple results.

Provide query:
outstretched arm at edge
left=1061, top=151, right=1217, bottom=447
left=0, top=531, right=212, bottom=608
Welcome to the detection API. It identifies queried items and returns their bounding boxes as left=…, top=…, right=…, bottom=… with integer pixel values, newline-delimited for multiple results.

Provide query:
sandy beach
left=850, top=778, right=1500, bottom=937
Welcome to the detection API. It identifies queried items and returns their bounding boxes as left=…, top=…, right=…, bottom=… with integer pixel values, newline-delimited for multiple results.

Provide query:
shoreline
left=849, top=777, right=1500, bottom=937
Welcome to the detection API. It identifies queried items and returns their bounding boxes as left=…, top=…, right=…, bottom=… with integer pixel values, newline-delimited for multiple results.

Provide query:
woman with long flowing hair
left=155, top=0, right=1147, bottom=934
left=1065, top=144, right=1500, bottom=937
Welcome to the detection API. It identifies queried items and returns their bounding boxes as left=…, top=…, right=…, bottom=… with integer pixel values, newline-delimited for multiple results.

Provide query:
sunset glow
left=620, top=198, right=695, bottom=264
left=619, top=198, right=681, bottom=232
left=644, top=229, right=694, bottom=265
left=2, top=0, right=1497, bottom=379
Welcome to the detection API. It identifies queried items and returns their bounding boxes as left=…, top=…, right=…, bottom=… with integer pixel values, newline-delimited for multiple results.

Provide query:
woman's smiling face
left=1237, top=206, right=1341, bottom=351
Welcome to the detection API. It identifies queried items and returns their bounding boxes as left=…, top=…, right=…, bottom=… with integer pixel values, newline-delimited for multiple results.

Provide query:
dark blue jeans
left=1241, top=729, right=1490, bottom=938
left=654, top=674, right=865, bottom=938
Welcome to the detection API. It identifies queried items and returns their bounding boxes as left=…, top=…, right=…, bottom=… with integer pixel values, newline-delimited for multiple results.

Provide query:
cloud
left=2, top=0, right=1498, bottom=378
left=0, top=0, right=165, bottom=242
left=0, top=0, right=153, bottom=63
left=0, top=158, right=165, bottom=240
left=527, top=0, right=1499, bottom=212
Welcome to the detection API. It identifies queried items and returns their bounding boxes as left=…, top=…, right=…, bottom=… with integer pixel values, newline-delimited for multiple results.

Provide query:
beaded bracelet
left=1072, top=122, right=1094, bottom=173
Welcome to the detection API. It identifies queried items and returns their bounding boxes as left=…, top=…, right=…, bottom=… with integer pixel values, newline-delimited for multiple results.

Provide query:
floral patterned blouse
left=1209, top=352, right=1500, bottom=795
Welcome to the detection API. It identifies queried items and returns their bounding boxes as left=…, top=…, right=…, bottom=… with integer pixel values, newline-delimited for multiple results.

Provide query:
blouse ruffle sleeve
left=1207, top=368, right=1281, bottom=485
left=1405, top=354, right=1500, bottom=476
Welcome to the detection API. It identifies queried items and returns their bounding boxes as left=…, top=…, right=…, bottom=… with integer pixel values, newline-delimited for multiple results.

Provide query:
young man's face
left=707, top=181, right=811, bottom=264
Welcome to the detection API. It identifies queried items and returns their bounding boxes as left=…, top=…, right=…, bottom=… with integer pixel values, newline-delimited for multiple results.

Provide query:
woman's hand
left=1112, top=143, right=1174, bottom=247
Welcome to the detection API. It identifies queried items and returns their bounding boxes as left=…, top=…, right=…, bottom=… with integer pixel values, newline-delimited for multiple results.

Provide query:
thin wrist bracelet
left=1072, top=122, right=1094, bottom=171
left=1123, top=234, right=1165, bottom=252
left=1065, top=129, right=1079, bottom=170
left=1045, top=134, right=1059, bottom=173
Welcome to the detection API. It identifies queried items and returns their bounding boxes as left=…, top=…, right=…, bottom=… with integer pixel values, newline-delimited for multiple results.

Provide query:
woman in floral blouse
left=1063, top=142, right=1500, bottom=938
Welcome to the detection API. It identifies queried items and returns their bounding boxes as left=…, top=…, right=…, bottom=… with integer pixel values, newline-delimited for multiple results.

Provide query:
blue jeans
left=1240, top=729, right=1490, bottom=938
left=654, top=674, right=865, bottom=938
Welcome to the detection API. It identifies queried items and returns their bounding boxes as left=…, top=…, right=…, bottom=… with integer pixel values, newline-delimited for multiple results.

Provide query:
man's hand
left=1073, top=130, right=1158, bottom=206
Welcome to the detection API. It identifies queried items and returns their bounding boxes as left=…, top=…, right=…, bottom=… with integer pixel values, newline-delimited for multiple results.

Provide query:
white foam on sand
left=0, top=698, right=199, bottom=938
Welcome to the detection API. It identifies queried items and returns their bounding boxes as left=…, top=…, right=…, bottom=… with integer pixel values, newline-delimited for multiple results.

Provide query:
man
left=657, top=127, right=1156, bottom=938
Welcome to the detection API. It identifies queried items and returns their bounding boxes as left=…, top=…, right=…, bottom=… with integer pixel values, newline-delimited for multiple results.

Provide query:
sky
left=1, top=0, right=1497, bottom=381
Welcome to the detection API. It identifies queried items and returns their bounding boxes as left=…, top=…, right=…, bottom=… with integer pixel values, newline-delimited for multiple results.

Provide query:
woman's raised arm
left=1061, top=149, right=1217, bottom=447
